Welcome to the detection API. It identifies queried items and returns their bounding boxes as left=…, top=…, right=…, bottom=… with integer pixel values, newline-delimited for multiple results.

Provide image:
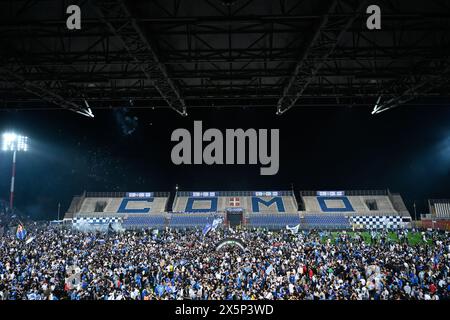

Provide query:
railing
left=300, top=211, right=401, bottom=216
left=429, top=199, right=450, bottom=204
left=300, top=190, right=389, bottom=196
left=85, top=191, right=170, bottom=197
left=301, top=224, right=352, bottom=230
left=421, top=215, right=450, bottom=221
left=169, top=212, right=224, bottom=218
left=170, top=211, right=220, bottom=215
left=75, top=212, right=126, bottom=218
left=176, top=190, right=293, bottom=197
left=428, top=199, right=450, bottom=218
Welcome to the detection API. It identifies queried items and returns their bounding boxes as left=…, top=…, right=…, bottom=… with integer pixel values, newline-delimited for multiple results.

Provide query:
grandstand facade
left=64, top=189, right=412, bottom=230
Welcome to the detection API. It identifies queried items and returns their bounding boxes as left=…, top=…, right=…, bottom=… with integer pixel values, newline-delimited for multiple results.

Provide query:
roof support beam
left=0, top=66, right=94, bottom=117
left=91, top=0, right=187, bottom=116
left=372, top=59, right=450, bottom=114
left=276, top=0, right=368, bottom=115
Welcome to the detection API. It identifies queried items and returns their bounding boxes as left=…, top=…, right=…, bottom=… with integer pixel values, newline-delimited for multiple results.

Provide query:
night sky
left=0, top=105, right=449, bottom=220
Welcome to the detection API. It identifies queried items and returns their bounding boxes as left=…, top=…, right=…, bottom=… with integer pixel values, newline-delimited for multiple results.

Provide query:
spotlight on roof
left=371, top=96, right=382, bottom=115
left=75, top=100, right=95, bottom=118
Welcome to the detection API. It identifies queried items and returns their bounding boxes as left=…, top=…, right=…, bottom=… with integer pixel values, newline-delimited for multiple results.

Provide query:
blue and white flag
left=202, top=223, right=212, bottom=236
left=212, top=218, right=223, bottom=230
left=203, top=217, right=223, bottom=236
left=179, top=259, right=188, bottom=266
left=286, top=224, right=300, bottom=234
left=16, top=224, right=27, bottom=241
left=265, top=264, right=274, bottom=275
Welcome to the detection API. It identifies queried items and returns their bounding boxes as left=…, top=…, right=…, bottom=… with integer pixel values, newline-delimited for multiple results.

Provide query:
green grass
left=321, top=231, right=430, bottom=245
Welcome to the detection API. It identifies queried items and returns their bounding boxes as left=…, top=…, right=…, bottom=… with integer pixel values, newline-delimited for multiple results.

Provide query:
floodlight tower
left=2, top=133, right=28, bottom=211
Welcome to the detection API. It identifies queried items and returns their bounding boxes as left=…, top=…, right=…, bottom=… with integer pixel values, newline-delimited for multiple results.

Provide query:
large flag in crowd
left=286, top=224, right=300, bottom=234
left=16, top=224, right=27, bottom=240
left=202, top=223, right=212, bottom=236
left=202, top=218, right=223, bottom=236
left=212, top=218, right=222, bottom=229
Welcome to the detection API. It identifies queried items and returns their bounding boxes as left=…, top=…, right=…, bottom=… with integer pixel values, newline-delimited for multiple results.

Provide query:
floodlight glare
left=2, top=132, right=28, bottom=152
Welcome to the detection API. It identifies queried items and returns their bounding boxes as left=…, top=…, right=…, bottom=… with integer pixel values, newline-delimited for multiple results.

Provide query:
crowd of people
left=0, top=224, right=449, bottom=300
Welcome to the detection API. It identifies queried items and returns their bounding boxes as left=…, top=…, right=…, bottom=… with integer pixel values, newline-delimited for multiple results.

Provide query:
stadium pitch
left=322, top=231, right=430, bottom=245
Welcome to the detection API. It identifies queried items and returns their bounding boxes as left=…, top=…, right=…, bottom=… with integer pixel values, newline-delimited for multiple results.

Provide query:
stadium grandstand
left=64, top=191, right=169, bottom=230
left=64, top=189, right=412, bottom=230
left=299, top=190, right=412, bottom=230
left=420, top=199, right=450, bottom=231
left=172, top=190, right=299, bottom=229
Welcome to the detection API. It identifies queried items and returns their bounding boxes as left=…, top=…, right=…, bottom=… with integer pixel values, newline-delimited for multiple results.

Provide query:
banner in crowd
left=215, top=238, right=246, bottom=252
left=202, top=218, right=223, bottom=236
left=286, top=224, right=300, bottom=234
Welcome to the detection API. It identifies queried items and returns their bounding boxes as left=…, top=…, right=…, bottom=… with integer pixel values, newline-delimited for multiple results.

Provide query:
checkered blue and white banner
left=73, top=217, right=122, bottom=225
left=349, top=216, right=404, bottom=229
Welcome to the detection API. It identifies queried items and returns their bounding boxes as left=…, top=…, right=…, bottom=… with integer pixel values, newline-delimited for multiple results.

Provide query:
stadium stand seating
left=302, top=215, right=351, bottom=230
left=169, top=214, right=220, bottom=228
left=299, top=190, right=411, bottom=230
left=173, top=191, right=297, bottom=214
left=172, top=196, right=189, bottom=213
left=122, top=215, right=166, bottom=229
left=64, top=195, right=84, bottom=220
left=429, top=199, right=450, bottom=218
left=247, top=214, right=300, bottom=229
left=420, top=199, right=450, bottom=231
left=70, top=192, right=169, bottom=217
left=302, top=195, right=398, bottom=215
left=65, top=189, right=412, bottom=230
left=389, top=193, right=411, bottom=216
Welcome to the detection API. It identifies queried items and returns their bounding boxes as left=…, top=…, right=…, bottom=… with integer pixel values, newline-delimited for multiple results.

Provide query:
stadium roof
left=0, top=0, right=449, bottom=116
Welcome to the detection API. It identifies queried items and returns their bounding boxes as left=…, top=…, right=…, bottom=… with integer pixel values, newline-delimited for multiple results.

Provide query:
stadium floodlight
left=2, top=133, right=28, bottom=151
left=2, top=132, right=29, bottom=211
